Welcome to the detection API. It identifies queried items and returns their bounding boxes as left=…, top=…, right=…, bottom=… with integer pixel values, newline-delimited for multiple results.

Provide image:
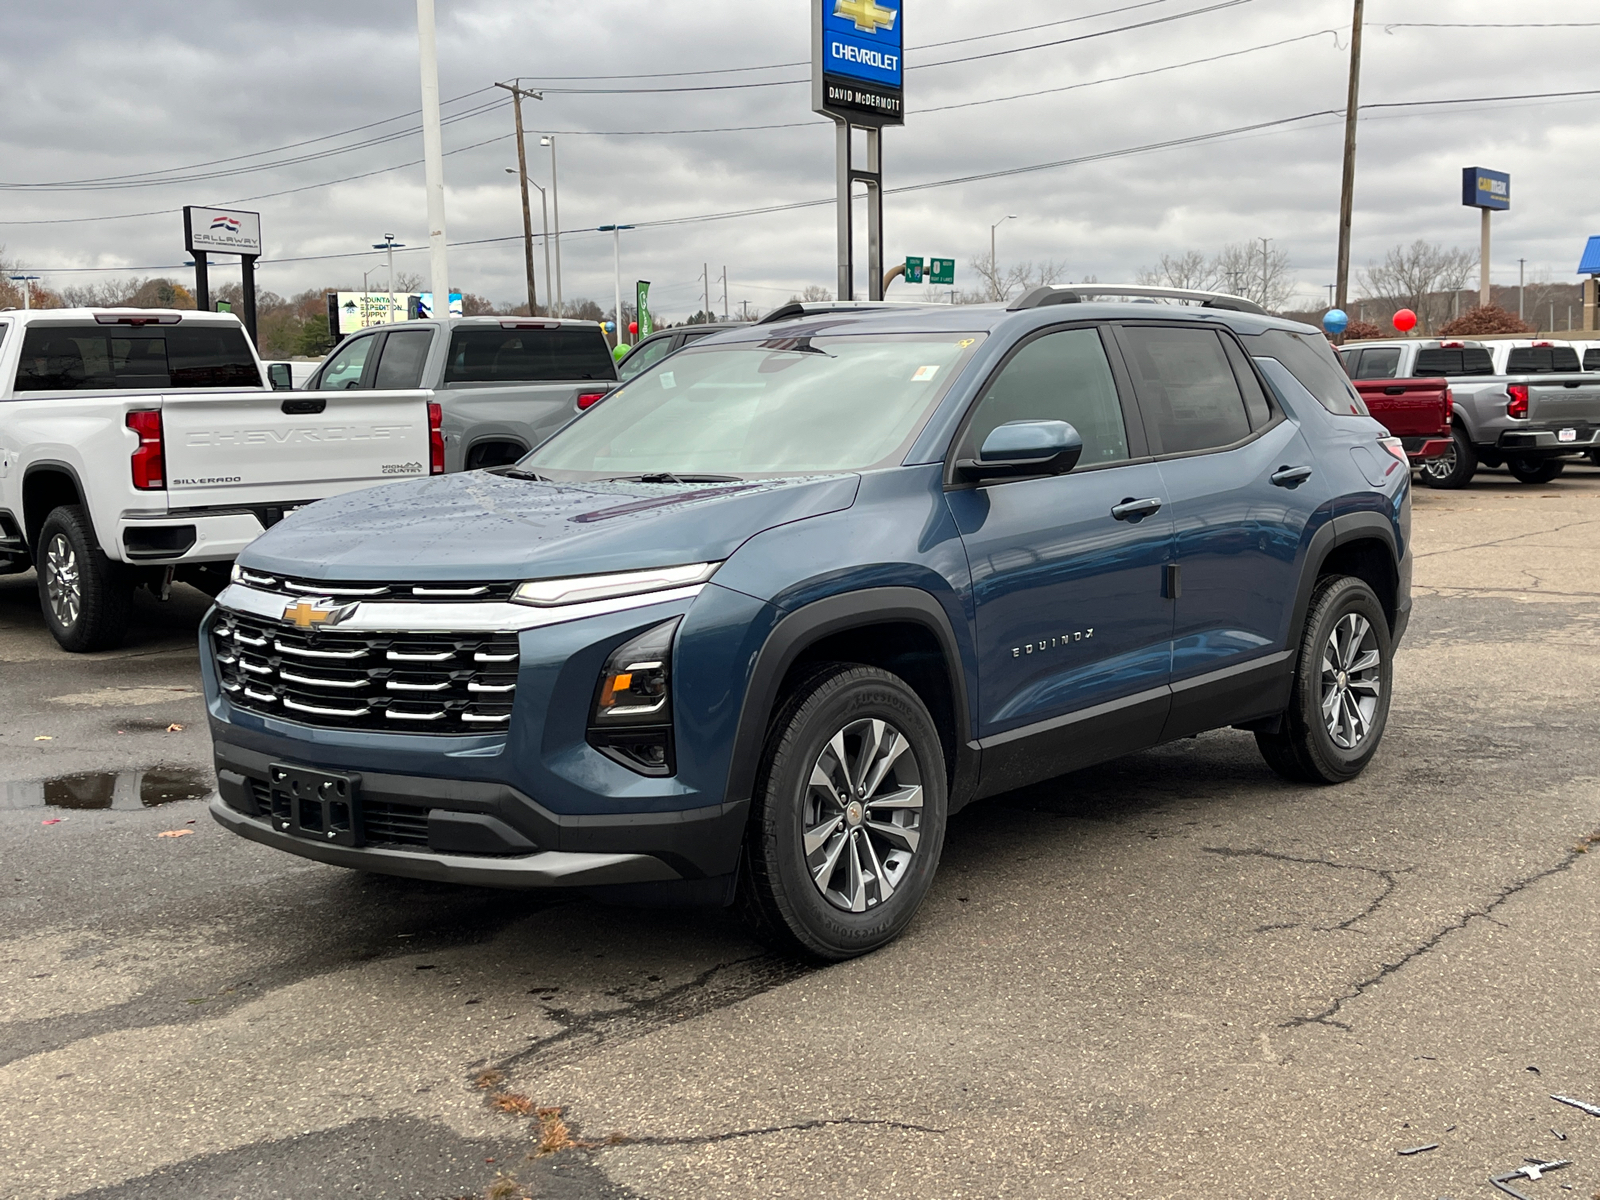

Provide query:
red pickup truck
left=1342, top=369, right=1453, bottom=465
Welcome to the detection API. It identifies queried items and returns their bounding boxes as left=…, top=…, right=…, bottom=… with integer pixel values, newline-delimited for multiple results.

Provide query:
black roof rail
left=757, top=300, right=948, bottom=325
left=1008, top=284, right=1267, bottom=316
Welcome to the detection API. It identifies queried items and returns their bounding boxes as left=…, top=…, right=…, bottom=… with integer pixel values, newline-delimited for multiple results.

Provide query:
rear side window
left=1117, top=325, right=1251, bottom=455
left=1249, top=328, right=1368, bottom=416
left=1506, top=346, right=1580, bottom=374
left=959, top=326, right=1129, bottom=467
left=1353, top=347, right=1401, bottom=379
left=373, top=328, right=433, bottom=389
left=1414, top=348, right=1493, bottom=376
left=618, top=335, right=674, bottom=381
left=443, top=327, right=617, bottom=384
left=14, top=323, right=261, bottom=392
left=1221, top=337, right=1274, bottom=429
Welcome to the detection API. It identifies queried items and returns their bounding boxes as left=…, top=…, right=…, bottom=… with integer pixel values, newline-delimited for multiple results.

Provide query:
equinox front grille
left=213, top=612, right=518, bottom=733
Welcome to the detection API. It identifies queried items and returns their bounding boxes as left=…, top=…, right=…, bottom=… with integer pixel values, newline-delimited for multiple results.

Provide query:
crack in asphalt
left=619, top=1115, right=945, bottom=1148
left=1203, top=846, right=1408, bottom=932
left=1281, top=841, right=1592, bottom=1032
left=493, top=953, right=813, bottom=1075
left=1411, top=516, right=1600, bottom=560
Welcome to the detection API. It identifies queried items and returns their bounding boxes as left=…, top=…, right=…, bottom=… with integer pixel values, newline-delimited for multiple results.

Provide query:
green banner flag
left=636, top=281, right=652, bottom=338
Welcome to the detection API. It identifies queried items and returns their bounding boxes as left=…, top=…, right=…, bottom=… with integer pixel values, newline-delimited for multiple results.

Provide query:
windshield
left=523, top=332, right=984, bottom=478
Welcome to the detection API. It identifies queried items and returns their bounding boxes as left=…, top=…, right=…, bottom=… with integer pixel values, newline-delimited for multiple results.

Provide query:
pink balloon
left=1392, top=308, right=1418, bottom=332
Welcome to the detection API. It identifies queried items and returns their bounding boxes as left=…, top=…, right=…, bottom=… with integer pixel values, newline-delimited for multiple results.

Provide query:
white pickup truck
left=1338, top=337, right=1600, bottom=487
left=0, top=308, right=434, bottom=651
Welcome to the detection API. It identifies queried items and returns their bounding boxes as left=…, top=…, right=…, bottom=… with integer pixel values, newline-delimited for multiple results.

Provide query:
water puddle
left=2, top=766, right=214, bottom=811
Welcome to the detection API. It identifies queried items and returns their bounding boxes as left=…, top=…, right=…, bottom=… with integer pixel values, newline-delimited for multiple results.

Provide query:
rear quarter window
left=1247, top=328, right=1368, bottom=417
left=444, top=326, right=617, bottom=384
left=13, top=323, right=261, bottom=392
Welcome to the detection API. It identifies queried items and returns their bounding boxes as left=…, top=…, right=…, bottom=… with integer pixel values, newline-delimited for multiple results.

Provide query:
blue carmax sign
left=823, top=0, right=902, bottom=89
left=1578, top=236, right=1600, bottom=276
left=1462, top=166, right=1510, bottom=211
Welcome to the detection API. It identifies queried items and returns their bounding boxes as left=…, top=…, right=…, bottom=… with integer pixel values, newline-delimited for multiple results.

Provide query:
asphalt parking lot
left=4, top=464, right=1600, bottom=1200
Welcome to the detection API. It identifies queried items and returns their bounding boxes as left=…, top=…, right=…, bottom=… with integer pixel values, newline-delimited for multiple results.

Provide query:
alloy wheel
left=802, top=717, right=923, bottom=912
left=1420, top=439, right=1455, bottom=484
left=1321, top=612, right=1381, bottom=750
left=44, top=533, right=82, bottom=629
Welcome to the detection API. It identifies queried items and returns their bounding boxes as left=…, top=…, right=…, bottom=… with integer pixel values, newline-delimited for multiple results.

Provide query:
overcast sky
left=1, top=0, right=1595, bottom=321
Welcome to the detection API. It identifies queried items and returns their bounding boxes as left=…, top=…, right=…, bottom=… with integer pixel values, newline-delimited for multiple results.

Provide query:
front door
left=1111, top=322, right=1320, bottom=738
left=945, top=324, right=1174, bottom=797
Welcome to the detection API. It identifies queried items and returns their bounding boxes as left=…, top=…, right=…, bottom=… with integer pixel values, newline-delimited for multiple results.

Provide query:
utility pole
left=415, top=0, right=450, bottom=319
left=1260, top=237, right=1271, bottom=310
left=721, top=266, right=728, bottom=321
left=495, top=80, right=544, bottom=316
left=702, top=263, right=710, bottom=321
left=1334, top=0, right=1364, bottom=316
left=541, top=136, right=561, bottom=308
left=990, top=214, right=1017, bottom=299
left=741, top=300, right=750, bottom=321
left=1518, top=257, right=1526, bottom=321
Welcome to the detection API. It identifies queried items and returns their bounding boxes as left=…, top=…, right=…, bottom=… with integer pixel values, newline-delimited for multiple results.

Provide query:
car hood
left=237, top=471, right=862, bottom=581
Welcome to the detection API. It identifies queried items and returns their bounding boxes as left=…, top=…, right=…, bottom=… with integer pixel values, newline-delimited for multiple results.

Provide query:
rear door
left=1112, top=322, right=1319, bottom=739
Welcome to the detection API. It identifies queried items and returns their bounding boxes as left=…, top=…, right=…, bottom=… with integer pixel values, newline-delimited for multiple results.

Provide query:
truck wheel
left=35, top=506, right=133, bottom=653
left=739, top=664, right=948, bottom=961
left=1256, top=575, right=1392, bottom=786
left=1506, top=456, right=1565, bottom=485
left=1587, top=450, right=1600, bottom=468
left=1417, top=426, right=1476, bottom=489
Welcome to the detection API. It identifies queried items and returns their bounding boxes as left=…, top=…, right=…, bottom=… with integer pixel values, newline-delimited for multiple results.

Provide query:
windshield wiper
left=613, top=473, right=743, bottom=484
left=497, top=467, right=551, bottom=481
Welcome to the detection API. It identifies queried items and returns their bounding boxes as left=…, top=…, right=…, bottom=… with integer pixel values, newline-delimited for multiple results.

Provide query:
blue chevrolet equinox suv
left=204, top=287, right=1410, bottom=960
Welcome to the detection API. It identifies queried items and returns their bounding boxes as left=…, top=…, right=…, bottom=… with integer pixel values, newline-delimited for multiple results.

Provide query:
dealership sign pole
left=1463, top=167, right=1509, bottom=309
left=813, top=0, right=904, bottom=301
left=183, top=206, right=263, bottom=343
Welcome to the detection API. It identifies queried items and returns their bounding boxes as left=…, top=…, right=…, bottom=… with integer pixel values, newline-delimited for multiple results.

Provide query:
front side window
left=617, top=335, right=673, bottom=381
left=316, top=334, right=377, bottom=390
left=1117, top=326, right=1251, bottom=455
left=14, top=324, right=261, bottom=392
left=372, top=329, right=433, bottom=389
left=444, top=327, right=616, bottom=384
left=525, top=333, right=983, bottom=479
left=957, top=327, right=1129, bottom=467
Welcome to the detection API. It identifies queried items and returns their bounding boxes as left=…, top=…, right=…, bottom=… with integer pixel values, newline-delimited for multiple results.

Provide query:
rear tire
left=36, top=506, right=133, bottom=653
left=1417, top=425, right=1476, bottom=489
left=1506, top=456, right=1565, bottom=485
left=739, top=664, right=947, bottom=961
left=1256, top=575, right=1392, bottom=785
left=1586, top=449, right=1600, bottom=468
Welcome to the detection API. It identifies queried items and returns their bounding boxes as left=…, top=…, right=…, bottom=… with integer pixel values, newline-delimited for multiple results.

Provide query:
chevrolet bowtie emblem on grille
left=282, top=598, right=355, bottom=629
left=834, top=0, right=897, bottom=34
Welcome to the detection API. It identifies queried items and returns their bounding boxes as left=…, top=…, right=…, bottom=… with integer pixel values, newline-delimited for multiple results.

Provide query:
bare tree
left=1136, top=251, right=1218, bottom=292
left=784, top=285, right=834, bottom=304
left=1136, top=244, right=1293, bottom=310
left=962, top=254, right=1066, bottom=304
left=1360, top=241, right=1477, bottom=334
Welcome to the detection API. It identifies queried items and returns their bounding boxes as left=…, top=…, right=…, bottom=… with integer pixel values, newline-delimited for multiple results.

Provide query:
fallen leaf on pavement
left=41, top=819, right=61, bottom=825
left=33, top=735, right=53, bottom=741
left=165, top=723, right=185, bottom=733
left=157, top=829, right=193, bottom=838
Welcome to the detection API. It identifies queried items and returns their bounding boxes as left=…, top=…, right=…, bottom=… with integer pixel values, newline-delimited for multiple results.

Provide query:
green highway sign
left=904, top=256, right=925, bottom=283
left=929, top=258, right=955, bottom=286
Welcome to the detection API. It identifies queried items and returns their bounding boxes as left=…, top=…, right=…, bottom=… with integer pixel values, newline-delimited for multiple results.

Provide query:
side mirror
left=959, top=420, right=1083, bottom=482
left=266, top=363, right=294, bottom=390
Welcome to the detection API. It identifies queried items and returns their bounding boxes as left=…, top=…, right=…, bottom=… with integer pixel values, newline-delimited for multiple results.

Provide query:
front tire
left=36, top=506, right=133, bottom=653
left=739, top=664, right=948, bottom=961
left=1256, top=576, right=1393, bottom=785
left=1506, top=456, right=1565, bottom=485
left=1417, top=425, right=1476, bottom=489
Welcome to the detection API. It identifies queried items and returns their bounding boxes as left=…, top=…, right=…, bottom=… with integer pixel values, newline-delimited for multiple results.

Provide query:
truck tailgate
left=161, top=389, right=430, bottom=508
left=1354, top=378, right=1450, bottom=437
left=1528, top=378, right=1600, bottom=427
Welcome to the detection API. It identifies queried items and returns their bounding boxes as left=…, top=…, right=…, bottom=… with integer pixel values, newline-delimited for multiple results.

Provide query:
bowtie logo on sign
left=834, top=0, right=896, bottom=34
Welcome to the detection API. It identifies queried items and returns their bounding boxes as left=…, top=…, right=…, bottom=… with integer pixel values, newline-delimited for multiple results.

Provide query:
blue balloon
left=603, top=320, right=616, bottom=333
left=1322, top=308, right=1350, bottom=335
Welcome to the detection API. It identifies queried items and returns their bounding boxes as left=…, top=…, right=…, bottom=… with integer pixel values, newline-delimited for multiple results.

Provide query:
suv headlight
left=512, top=562, right=718, bottom=608
left=588, top=618, right=680, bottom=776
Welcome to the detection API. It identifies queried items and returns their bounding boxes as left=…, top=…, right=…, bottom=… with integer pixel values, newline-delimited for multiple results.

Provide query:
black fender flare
left=21, top=459, right=93, bottom=551
left=1287, top=511, right=1399, bottom=644
left=722, top=586, right=980, bottom=814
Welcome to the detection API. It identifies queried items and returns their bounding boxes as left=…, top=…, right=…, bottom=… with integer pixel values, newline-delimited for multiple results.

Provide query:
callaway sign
left=184, top=206, right=263, bottom=256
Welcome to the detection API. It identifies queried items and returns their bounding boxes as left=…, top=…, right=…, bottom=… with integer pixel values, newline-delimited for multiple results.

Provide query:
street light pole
left=1518, top=257, right=1526, bottom=322
left=505, top=169, right=553, bottom=315
left=496, top=80, right=544, bottom=315
left=541, top=136, right=562, bottom=308
left=374, top=235, right=404, bottom=322
left=415, top=0, right=450, bottom=317
left=9, top=274, right=40, bottom=310
left=597, top=224, right=634, bottom=347
left=990, top=214, right=1017, bottom=299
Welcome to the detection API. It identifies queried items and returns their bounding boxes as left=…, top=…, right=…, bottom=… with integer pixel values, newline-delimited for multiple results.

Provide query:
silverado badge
left=282, top=598, right=356, bottom=629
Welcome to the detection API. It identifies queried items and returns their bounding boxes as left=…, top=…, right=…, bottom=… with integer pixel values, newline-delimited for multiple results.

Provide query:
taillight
left=576, top=390, right=606, bottom=410
left=427, top=402, right=445, bottom=475
left=126, top=409, right=164, bottom=490
left=1507, top=384, right=1529, bottom=419
left=1378, top=436, right=1408, bottom=466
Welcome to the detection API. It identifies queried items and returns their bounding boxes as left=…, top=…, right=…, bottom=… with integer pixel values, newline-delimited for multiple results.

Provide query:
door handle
left=281, top=397, right=327, bottom=415
left=1111, top=496, right=1163, bottom=522
left=1383, top=386, right=1405, bottom=395
left=1270, top=465, right=1314, bottom=488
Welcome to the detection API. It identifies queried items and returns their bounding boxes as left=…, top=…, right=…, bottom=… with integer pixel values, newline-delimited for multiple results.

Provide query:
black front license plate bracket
left=268, top=764, right=362, bottom=847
